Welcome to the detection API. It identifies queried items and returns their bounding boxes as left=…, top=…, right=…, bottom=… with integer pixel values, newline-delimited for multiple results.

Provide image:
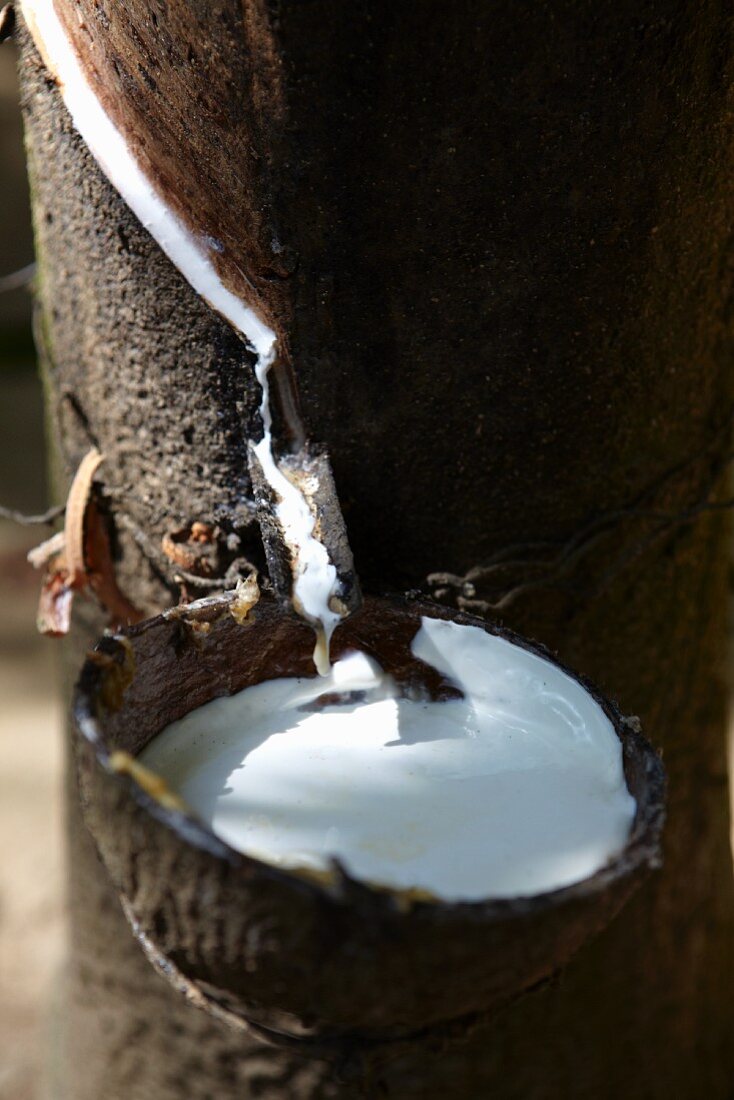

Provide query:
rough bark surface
left=18, top=1, right=734, bottom=1097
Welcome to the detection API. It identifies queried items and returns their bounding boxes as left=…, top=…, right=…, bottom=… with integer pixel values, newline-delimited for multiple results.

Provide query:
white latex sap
left=251, top=358, right=341, bottom=672
left=21, top=0, right=340, bottom=671
left=140, top=616, right=636, bottom=900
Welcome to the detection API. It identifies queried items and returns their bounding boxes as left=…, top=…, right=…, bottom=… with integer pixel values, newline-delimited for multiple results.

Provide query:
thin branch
left=431, top=473, right=734, bottom=615
left=0, top=502, right=65, bottom=526
left=0, top=261, right=35, bottom=293
left=434, top=422, right=734, bottom=599
left=116, top=511, right=253, bottom=592
left=485, top=495, right=734, bottom=613
left=588, top=495, right=734, bottom=603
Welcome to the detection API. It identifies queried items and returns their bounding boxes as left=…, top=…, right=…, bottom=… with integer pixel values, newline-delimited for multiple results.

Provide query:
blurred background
left=0, top=37, right=64, bottom=1100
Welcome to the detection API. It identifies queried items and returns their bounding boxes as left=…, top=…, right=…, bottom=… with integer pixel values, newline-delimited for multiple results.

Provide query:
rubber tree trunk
left=18, top=2, right=734, bottom=1097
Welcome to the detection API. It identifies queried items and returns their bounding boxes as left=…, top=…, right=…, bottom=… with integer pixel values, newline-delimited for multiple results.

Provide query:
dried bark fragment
left=162, top=521, right=221, bottom=577
left=29, top=448, right=141, bottom=634
left=36, top=568, right=73, bottom=636
left=64, top=447, right=104, bottom=587
left=84, top=499, right=142, bottom=626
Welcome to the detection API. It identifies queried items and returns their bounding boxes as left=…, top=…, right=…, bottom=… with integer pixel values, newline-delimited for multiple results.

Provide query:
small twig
left=588, top=495, right=734, bottom=603
left=117, top=511, right=253, bottom=591
left=117, top=511, right=186, bottom=578
left=115, top=509, right=257, bottom=598
left=437, top=426, right=734, bottom=597
left=171, top=570, right=228, bottom=589
left=0, top=502, right=65, bottom=527
left=27, top=530, right=65, bottom=570
left=0, top=261, right=35, bottom=292
left=172, top=561, right=255, bottom=590
left=464, top=494, right=734, bottom=614
left=430, top=462, right=734, bottom=615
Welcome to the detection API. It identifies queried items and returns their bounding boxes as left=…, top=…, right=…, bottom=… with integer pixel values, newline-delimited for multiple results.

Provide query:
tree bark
left=18, top=2, right=734, bottom=1097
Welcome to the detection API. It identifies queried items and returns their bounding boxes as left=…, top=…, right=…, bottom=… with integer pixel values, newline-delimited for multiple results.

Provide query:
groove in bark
left=17, top=2, right=734, bottom=1097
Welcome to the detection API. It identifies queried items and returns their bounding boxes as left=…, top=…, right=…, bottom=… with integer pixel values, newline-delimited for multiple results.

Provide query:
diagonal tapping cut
left=21, top=0, right=360, bottom=671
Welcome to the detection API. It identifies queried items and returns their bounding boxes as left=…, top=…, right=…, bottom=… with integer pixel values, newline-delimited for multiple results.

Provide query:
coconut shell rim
left=73, top=589, right=666, bottom=922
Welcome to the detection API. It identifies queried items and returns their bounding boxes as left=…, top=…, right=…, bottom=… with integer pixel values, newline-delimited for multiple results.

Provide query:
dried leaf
left=64, top=448, right=104, bottom=588
left=27, top=530, right=65, bottom=570
left=31, top=447, right=141, bottom=635
left=190, top=521, right=215, bottom=544
left=162, top=521, right=220, bottom=577
left=84, top=499, right=142, bottom=628
left=36, top=571, right=73, bottom=637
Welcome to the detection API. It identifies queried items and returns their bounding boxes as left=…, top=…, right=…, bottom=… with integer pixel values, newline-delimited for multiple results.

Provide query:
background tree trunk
left=18, top=2, right=734, bottom=1097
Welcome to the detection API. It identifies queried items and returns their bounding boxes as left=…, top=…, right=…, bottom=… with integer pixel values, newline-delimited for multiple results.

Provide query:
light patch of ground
left=1, top=46, right=64, bottom=1097
left=0, top=522, right=64, bottom=1100
left=0, top=359, right=64, bottom=1100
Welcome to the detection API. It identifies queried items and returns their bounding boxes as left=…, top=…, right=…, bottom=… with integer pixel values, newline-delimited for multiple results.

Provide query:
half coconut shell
left=73, top=593, right=665, bottom=1041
